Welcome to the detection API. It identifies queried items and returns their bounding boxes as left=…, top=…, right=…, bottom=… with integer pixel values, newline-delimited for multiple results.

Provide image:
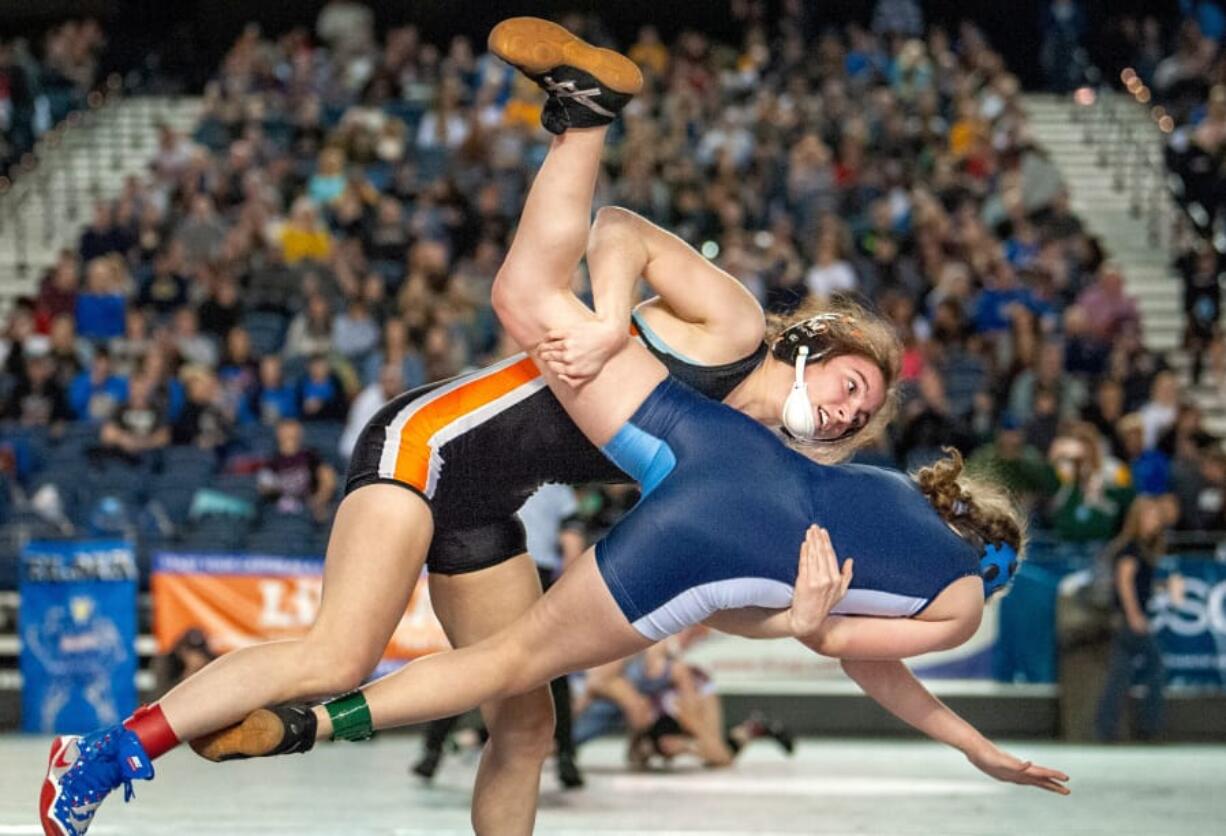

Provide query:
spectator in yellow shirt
left=279, top=197, right=333, bottom=265
left=629, top=25, right=669, bottom=77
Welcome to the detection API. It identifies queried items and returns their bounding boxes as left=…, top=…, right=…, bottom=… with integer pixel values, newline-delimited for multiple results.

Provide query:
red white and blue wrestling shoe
left=39, top=726, right=153, bottom=836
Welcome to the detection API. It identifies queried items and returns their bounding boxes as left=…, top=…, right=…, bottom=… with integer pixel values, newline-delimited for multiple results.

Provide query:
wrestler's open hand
left=788, top=525, right=853, bottom=639
left=966, top=742, right=1071, bottom=795
left=538, top=318, right=628, bottom=387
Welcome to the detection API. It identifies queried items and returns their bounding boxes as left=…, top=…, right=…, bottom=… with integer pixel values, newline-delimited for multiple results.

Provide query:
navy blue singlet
left=596, top=377, right=980, bottom=640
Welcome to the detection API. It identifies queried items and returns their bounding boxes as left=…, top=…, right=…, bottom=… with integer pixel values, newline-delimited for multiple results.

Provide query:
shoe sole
left=189, top=708, right=285, bottom=762
left=489, top=17, right=643, bottom=95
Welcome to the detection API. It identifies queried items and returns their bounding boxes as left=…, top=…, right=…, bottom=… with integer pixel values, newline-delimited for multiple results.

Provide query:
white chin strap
left=781, top=346, right=817, bottom=442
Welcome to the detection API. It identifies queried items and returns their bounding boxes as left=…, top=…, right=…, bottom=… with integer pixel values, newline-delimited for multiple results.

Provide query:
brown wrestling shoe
left=190, top=704, right=317, bottom=762
left=488, top=17, right=643, bottom=134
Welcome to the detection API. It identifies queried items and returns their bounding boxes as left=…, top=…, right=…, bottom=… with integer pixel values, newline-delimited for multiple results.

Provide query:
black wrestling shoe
left=743, top=711, right=795, bottom=756
left=411, top=748, right=442, bottom=782
left=189, top=704, right=318, bottom=762
left=488, top=17, right=643, bottom=135
left=557, top=752, right=585, bottom=790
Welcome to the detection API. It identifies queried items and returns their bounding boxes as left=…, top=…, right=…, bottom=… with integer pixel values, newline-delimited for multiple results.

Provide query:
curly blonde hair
left=765, top=295, right=902, bottom=465
left=914, top=447, right=1028, bottom=567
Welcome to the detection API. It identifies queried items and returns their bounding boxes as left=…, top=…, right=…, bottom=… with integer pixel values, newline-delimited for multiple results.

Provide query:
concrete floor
left=2, top=734, right=1223, bottom=834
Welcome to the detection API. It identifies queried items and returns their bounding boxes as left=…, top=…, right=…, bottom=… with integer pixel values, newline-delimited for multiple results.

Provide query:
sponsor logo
left=1151, top=578, right=1226, bottom=637
left=53, top=743, right=76, bottom=770
left=258, top=578, right=323, bottom=629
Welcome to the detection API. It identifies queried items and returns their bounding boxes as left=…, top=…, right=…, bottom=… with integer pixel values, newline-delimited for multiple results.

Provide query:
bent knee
left=486, top=689, right=557, bottom=759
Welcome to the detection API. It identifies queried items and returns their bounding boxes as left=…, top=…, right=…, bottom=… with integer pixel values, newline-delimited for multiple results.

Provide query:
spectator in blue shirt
left=219, top=327, right=261, bottom=425
left=68, top=346, right=129, bottom=421
left=298, top=354, right=348, bottom=423
left=75, top=256, right=128, bottom=341
left=256, top=355, right=298, bottom=426
left=972, top=264, right=1039, bottom=335
left=308, top=147, right=346, bottom=206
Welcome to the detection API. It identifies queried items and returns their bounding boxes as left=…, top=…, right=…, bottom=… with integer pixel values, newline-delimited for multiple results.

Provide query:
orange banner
left=151, top=553, right=449, bottom=661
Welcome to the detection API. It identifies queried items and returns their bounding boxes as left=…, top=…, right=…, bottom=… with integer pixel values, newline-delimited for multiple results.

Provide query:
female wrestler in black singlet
left=58, top=19, right=901, bottom=836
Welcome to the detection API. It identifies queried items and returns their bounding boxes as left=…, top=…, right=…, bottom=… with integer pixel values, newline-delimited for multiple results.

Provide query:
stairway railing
left=0, top=74, right=166, bottom=294
left=1066, top=76, right=1181, bottom=253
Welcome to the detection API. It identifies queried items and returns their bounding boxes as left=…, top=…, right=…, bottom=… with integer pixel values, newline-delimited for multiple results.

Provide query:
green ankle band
left=324, top=691, right=373, bottom=742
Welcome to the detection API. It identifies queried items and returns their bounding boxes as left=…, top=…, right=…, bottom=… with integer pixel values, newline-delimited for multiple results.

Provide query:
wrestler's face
left=802, top=354, right=886, bottom=441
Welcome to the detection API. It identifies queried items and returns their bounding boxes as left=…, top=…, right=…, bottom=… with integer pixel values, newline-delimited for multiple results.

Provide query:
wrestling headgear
left=950, top=502, right=1020, bottom=598
left=979, top=542, right=1020, bottom=598
left=773, top=313, right=851, bottom=445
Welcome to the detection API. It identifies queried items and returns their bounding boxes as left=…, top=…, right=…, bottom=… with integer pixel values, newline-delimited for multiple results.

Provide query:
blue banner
left=993, top=552, right=1226, bottom=688
left=19, top=540, right=138, bottom=733
left=1152, top=559, right=1226, bottom=688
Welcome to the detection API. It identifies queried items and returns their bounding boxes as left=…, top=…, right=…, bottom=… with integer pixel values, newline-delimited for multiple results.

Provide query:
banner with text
left=19, top=540, right=138, bottom=733
left=151, top=553, right=449, bottom=670
left=1152, top=558, right=1226, bottom=687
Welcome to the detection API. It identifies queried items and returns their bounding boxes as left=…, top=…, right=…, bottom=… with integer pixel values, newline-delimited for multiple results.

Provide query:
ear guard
left=979, top=542, right=1019, bottom=598
left=774, top=313, right=850, bottom=445
left=781, top=346, right=816, bottom=441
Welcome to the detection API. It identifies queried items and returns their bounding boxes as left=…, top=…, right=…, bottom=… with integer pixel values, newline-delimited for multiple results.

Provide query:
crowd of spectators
left=1, top=1, right=1223, bottom=575
left=0, top=20, right=106, bottom=177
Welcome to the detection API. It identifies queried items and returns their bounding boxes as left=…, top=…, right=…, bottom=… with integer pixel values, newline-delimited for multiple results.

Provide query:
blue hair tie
left=979, top=542, right=1019, bottom=598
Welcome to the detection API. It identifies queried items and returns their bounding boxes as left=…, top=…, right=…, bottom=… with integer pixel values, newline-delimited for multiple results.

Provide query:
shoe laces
left=63, top=729, right=150, bottom=806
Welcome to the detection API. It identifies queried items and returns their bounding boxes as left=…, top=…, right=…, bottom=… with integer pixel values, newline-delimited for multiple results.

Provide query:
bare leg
left=492, top=129, right=668, bottom=448
left=158, top=485, right=432, bottom=741
left=314, top=550, right=651, bottom=735
left=504, top=129, right=608, bottom=290
left=687, top=694, right=736, bottom=768
left=429, top=555, right=554, bottom=836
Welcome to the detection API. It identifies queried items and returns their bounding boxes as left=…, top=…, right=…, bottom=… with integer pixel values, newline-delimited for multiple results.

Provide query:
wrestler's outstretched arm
left=840, top=659, right=1070, bottom=795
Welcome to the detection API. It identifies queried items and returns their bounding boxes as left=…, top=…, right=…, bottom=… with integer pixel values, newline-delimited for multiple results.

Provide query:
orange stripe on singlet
left=392, top=355, right=543, bottom=491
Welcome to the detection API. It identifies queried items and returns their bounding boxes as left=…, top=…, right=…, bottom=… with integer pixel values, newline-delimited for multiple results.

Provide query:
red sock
left=122, top=704, right=181, bottom=760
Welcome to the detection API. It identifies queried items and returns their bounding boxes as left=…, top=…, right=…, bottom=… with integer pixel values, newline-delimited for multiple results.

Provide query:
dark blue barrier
left=993, top=540, right=1226, bottom=688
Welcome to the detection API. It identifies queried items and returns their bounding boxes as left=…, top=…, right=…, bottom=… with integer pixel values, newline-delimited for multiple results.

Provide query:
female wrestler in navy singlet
left=204, top=16, right=1067, bottom=794
left=41, top=19, right=1063, bottom=836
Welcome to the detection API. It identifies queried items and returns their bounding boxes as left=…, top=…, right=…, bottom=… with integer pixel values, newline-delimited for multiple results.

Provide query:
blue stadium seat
left=151, top=484, right=199, bottom=528
left=162, top=446, right=218, bottom=483
left=233, top=422, right=276, bottom=459
left=383, top=100, right=425, bottom=133
left=45, top=434, right=93, bottom=467
left=243, top=311, right=288, bottom=356
left=247, top=511, right=319, bottom=556
left=193, top=117, right=232, bottom=152
left=302, top=421, right=345, bottom=470
left=182, top=515, right=251, bottom=551
left=262, top=117, right=294, bottom=149
left=364, top=161, right=394, bottom=192
left=60, top=422, right=101, bottom=447
left=88, top=459, right=149, bottom=507
left=322, top=103, right=347, bottom=128
left=208, top=472, right=261, bottom=505
left=369, top=259, right=405, bottom=288
left=414, top=147, right=448, bottom=181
